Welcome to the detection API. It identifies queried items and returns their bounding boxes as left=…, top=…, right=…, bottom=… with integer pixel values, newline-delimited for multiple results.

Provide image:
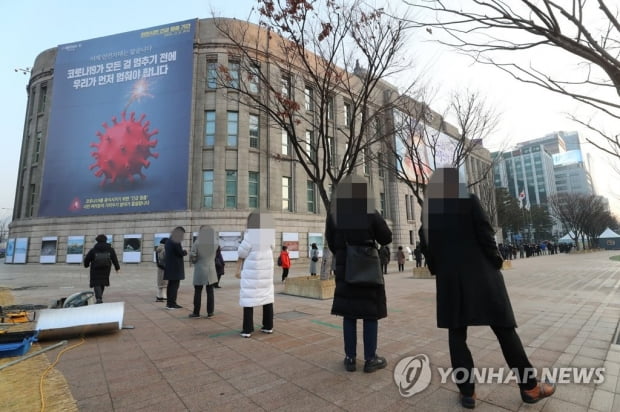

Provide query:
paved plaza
left=1, top=250, right=619, bottom=411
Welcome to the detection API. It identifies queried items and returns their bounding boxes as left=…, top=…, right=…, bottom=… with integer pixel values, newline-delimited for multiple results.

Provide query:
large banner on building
left=39, top=20, right=195, bottom=217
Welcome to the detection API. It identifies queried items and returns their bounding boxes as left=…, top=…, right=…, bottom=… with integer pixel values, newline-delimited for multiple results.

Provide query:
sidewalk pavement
left=1, top=251, right=619, bottom=411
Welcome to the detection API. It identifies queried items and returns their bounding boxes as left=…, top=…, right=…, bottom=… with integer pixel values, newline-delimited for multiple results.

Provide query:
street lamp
left=14, top=67, right=31, bottom=75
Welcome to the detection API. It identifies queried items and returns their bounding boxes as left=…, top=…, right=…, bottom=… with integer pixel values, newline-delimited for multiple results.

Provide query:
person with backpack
left=278, top=245, right=291, bottom=282
left=84, top=234, right=120, bottom=304
left=155, top=238, right=168, bottom=302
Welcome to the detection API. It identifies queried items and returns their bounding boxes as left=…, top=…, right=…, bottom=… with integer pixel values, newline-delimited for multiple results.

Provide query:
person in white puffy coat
left=238, top=211, right=276, bottom=338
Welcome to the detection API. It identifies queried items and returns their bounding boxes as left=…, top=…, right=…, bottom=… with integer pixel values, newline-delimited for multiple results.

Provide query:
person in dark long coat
left=214, top=246, right=225, bottom=288
left=84, top=234, right=120, bottom=304
left=164, top=226, right=187, bottom=309
left=419, top=168, right=555, bottom=409
left=326, top=175, right=392, bottom=374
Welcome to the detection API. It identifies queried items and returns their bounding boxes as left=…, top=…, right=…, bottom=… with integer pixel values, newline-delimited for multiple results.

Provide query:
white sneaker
left=240, top=332, right=251, bottom=338
left=261, top=329, right=273, bottom=334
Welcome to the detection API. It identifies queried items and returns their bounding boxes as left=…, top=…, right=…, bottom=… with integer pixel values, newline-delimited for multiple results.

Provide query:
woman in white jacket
left=238, top=211, right=276, bottom=338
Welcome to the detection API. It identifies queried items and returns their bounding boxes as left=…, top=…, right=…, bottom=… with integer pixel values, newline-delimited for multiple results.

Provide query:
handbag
left=344, top=241, right=384, bottom=286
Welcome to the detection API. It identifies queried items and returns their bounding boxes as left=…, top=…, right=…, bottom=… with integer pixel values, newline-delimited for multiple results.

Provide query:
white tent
left=599, top=228, right=620, bottom=238
left=558, top=231, right=575, bottom=243
left=598, top=227, right=620, bottom=250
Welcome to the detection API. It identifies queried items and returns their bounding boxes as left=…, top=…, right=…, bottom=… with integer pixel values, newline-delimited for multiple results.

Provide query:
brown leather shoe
left=520, top=382, right=556, bottom=403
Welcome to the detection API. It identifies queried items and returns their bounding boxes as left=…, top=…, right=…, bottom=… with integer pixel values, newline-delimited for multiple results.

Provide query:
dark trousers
left=415, top=259, right=422, bottom=267
left=343, top=318, right=378, bottom=361
left=281, top=268, right=289, bottom=281
left=166, top=279, right=180, bottom=306
left=93, top=285, right=105, bottom=302
left=398, top=263, right=404, bottom=271
left=449, top=326, right=537, bottom=396
left=242, top=304, right=273, bottom=333
left=193, top=284, right=214, bottom=315
left=381, top=264, right=388, bottom=274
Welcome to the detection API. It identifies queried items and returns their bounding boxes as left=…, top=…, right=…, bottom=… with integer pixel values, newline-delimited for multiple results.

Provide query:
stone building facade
left=9, top=18, right=494, bottom=264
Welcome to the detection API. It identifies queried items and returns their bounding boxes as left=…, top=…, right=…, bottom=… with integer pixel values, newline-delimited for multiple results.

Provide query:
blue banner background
left=38, top=20, right=195, bottom=217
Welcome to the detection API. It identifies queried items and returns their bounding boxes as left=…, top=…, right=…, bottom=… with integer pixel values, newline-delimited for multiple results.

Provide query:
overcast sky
left=1, top=0, right=619, bottom=220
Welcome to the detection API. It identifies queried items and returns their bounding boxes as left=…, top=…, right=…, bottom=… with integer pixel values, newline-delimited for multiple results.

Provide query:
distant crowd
left=497, top=241, right=574, bottom=260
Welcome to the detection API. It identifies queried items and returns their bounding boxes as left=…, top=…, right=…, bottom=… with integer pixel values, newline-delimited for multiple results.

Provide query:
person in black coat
left=419, top=168, right=555, bottom=408
left=326, top=175, right=392, bottom=374
left=84, top=234, right=120, bottom=303
left=214, top=246, right=225, bottom=288
left=164, top=226, right=187, bottom=309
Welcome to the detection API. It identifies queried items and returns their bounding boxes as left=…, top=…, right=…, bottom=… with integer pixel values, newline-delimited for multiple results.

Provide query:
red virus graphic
left=90, top=111, right=159, bottom=186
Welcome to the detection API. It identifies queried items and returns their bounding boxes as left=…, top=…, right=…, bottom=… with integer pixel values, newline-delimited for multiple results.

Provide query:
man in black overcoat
left=164, top=226, right=187, bottom=309
left=419, top=168, right=555, bottom=409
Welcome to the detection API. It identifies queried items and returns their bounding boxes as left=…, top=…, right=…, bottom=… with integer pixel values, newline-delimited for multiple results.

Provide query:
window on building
left=344, top=102, right=351, bottom=126
left=248, top=171, right=259, bottom=209
left=327, top=136, right=335, bottom=167
left=304, top=85, right=314, bottom=111
left=228, top=61, right=240, bottom=88
left=380, top=192, right=385, bottom=217
left=207, top=60, right=218, bottom=89
left=204, top=111, right=215, bottom=146
left=248, top=63, right=260, bottom=94
left=281, top=75, right=291, bottom=98
left=28, top=184, right=36, bottom=217
left=282, top=176, right=292, bottom=211
left=327, top=95, right=334, bottom=120
left=363, top=147, right=370, bottom=175
left=227, top=111, right=238, bottom=146
left=409, top=230, right=414, bottom=245
left=203, top=170, right=214, bottom=208
left=409, top=195, right=416, bottom=220
left=29, top=90, right=35, bottom=117
left=305, top=130, right=316, bottom=162
left=33, top=131, right=42, bottom=163
left=226, top=170, right=237, bottom=208
left=307, top=181, right=316, bottom=213
left=38, top=83, right=47, bottom=113
left=378, top=152, right=385, bottom=177
left=249, top=114, right=259, bottom=149
left=405, top=194, right=412, bottom=220
left=281, top=128, right=289, bottom=155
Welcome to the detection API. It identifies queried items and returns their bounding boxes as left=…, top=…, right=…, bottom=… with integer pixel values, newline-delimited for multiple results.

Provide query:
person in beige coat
left=189, top=226, right=218, bottom=318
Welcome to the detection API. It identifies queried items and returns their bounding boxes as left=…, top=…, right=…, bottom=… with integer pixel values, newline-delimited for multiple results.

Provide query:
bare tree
left=212, top=0, right=413, bottom=209
left=0, top=216, right=10, bottom=244
left=380, top=88, right=499, bottom=207
left=549, top=193, right=612, bottom=249
left=404, top=0, right=620, bottom=160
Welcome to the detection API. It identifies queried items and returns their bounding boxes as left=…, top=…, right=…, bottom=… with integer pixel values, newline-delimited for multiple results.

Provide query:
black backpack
left=277, top=256, right=282, bottom=267
left=92, top=251, right=111, bottom=270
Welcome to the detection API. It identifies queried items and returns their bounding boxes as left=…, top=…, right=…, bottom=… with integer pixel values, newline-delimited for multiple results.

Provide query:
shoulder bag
left=344, top=239, right=383, bottom=286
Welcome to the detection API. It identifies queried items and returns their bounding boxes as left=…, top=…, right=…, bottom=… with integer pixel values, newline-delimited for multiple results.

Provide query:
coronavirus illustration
left=90, top=111, right=159, bottom=186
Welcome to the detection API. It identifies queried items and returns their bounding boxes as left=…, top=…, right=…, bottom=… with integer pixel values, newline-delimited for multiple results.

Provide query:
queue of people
left=498, top=240, right=571, bottom=261
left=82, top=170, right=556, bottom=409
